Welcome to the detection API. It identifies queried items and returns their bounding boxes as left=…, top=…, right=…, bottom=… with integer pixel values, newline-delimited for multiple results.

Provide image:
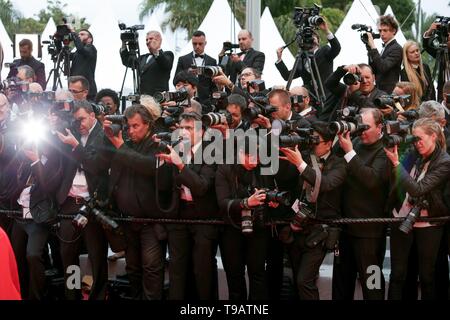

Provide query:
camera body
left=104, top=115, right=127, bottom=138
left=202, top=110, right=233, bottom=127
left=383, top=120, right=417, bottom=148
left=328, top=106, right=369, bottom=136
left=154, top=88, right=189, bottom=104
left=431, top=16, right=450, bottom=49
left=374, top=94, right=412, bottom=110
left=119, top=23, right=145, bottom=51
left=351, top=24, right=381, bottom=45
left=399, top=198, right=429, bottom=234
left=343, top=73, right=361, bottom=86
left=247, top=80, right=266, bottom=93
left=223, top=41, right=240, bottom=52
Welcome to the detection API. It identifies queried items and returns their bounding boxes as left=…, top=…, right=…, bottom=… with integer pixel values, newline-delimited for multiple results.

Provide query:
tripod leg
left=286, top=53, right=302, bottom=91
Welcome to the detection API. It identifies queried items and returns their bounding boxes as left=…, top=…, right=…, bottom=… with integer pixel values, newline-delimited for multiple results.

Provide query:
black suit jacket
left=121, top=48, right=174, bottom=96
left=300, top=153, right=346, bottom=219
left=221, top=48, right=265, bottom=84
left=70, top=34, right=97, bottom=99
left=400, top=63, right=436, bottom=102
left=56, top=121, right=110, bottom=205
left=175, top=52, right=217, bottom=104
left=368, top=39, right=402, bottom=94
left=7, top=56, right=46, bottom=90
left=276, top=37, right=341, bottom=94
left=341, top=138, right=390, bottom=238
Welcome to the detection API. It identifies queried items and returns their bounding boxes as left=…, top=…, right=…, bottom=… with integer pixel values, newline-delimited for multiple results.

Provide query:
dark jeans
left=59, top=199, right=108, bottom=300
left=287, top=228, right=327, bottom=300
left=388, top=225, right=444, bottom=300
left=332, top=232, right=386, bottom=300
left=11, top=219, right=49, bottom=300
left=219, top=225, right=269, bottom=300
left=167, top=224, right=218, bottom=300
left=123, top=222, right=165, bottom=300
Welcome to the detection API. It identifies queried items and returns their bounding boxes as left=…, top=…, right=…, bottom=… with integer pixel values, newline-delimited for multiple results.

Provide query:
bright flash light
left=21, top=119, right=47, bottom=145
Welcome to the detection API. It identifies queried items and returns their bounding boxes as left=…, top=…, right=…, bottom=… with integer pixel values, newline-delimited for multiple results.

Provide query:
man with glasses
left=175, top=31, right=217, bottom=105
left=68, top=76, right=89, bottom=101
left=68, top=26, right=97, bottom=101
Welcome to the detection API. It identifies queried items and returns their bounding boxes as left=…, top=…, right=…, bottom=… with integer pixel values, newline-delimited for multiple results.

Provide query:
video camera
left=374, top=95, right=412, bottom=111
left=430, top=16, right=450, bottom=49
left=292, top=4, right=324, bottom=51
left=328, top=106, right=369, bottom=135
left=154, top=88, right=189, bottom=104
left=351, top=24, right=381, bottom=46
left=119, top=23, right=145, bottom=51
left=383, top=120, right=417, bottom=148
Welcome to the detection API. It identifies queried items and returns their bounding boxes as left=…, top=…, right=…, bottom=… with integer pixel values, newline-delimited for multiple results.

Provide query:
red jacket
left=0, top=227, right=21, bottom=300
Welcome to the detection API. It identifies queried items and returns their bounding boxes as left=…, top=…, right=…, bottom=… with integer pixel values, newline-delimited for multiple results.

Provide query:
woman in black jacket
left=400, top=41, right=436, bottom=102
left=385, top=118, right=450, bottom=300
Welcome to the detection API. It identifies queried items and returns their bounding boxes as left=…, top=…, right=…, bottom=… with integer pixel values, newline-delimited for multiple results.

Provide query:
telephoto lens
left=399, top=206, right=421, bottom=234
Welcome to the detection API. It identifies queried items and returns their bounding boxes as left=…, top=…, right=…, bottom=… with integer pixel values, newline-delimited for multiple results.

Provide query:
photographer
left=385, top=118, right=450, bottom=300
left=175, top=30, right=217, bottom=105
left=55, top=100, right=110, bottom=300
left=68, top=75, right=89, bottom=101
left=68, top=26, right=97, bottom=101
left=95, top=89, right=120, bottom=115
left=104, top=103, right=171, bottom=300
left=276, top=19, right=340, bottom=99
left=120, top=30, right=174, bottom=96
left=422, top=19, right=450, bottom=101
left=213, top=67, right=266, bottom=102
left=215, top=136, right=278, bottom=300
left=279, top=121, right=346, bottom=300
left=7, top=39, right=46, bottom=90
left=333, top=108, right=390, bottom=300
left=366, top=15, right=403, bottom=94
left=348, top=64, right=387, bottom=109
left=219, top=30, right=265, bottom=85
left=289, top=86, right=319, bottom=123
left=156, top=112, right=219, bottom=300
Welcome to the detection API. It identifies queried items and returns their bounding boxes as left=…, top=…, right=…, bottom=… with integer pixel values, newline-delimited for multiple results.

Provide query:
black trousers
left=287, top=229, right=327, bottom=300
left=11, top=219, right=49, bottom=300
left=332, top=232, right=386, bottom=300
left=59, top=198, right=108, bottom=300
left=266, top=225, right=287, bottom=300
left=219, top=225, right=269, bottom=300
left=166, top=223, right=218, bottom=300
left=122, top=222, right=165, bottom=300
left=388, top=225, right=444, bottom=300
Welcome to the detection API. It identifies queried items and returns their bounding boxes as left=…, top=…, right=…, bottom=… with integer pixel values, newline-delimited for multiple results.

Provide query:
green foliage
left=373, top=0, right=416, bottom=33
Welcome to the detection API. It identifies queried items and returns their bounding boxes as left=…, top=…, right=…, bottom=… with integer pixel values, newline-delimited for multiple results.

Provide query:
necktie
left=195, top=54, right=204, bottom=59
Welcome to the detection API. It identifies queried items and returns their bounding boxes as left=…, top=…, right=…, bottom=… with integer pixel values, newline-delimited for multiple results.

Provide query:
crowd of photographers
left=1, top=6, right=450, bottom=301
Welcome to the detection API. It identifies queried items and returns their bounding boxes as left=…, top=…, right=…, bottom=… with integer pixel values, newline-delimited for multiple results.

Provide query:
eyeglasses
left=240, top=72, right=254, bottom=77
left=69, top=88, right=86, bottom=94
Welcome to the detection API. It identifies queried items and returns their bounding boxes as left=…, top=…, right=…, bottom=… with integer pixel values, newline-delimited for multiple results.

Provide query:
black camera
left=383, top=120, right=417, bottom=148
left=202, top=110, right=232, bottom=127
left=292, top=4, right=323, bottom=51
left=399, top=198, right=429, bottom=234
left=247, top=80, right=266, bottom=92
left=263, top=189, right=291, bottom=206
left=54, top=18, right=73, bottom=44
left=343, top=73, right=361, bottom=86
left=126, top=94, right=141, bottom=104
left=104, top=115, right=127, bottom=137
left=351, top=24, right=381, bottom=45
left=210, top=91, right=228, bottom=111
left=272, top=119, right=312, bottom=136
left=430, top=16, right=450, bottom=49
left=329, top=108, right=369, bottom=135
left=291, top=201, right=313, bottom=232
left=155, top=132, right=182, bottom=154
left=156, top=105, right=184, bottom=129
left=374, top=95, right=412, bottom=110
left=243, top=104, right=277, bottom=122
left=119, top=23, right=145, bottom=51
left=290, top=95, right=304, bottom=105
left=223, top=41, right=240, bottom=52
left=91, top=102, right=111, bottom=116
left=154, top=88, right=189, bottom=104
left=400, top=109, right=419, bottom=122
left=73, top=202, right=120, bottom=232
left=192, top=65, right=222, bottom=78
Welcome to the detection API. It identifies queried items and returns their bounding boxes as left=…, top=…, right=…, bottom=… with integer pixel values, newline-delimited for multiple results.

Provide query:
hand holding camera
left=56, top=128, right=79, bottom=148
left=279, top=145, right=304, bottom=168
left=156, top=145, right=184, bottom=171
left=384, top=144, right=400, bottom=167
left=338, top=131, right=353, bottom=153
left=103, top=119, right=124, bottom=149
left=247, top=188, right=267, bottom=207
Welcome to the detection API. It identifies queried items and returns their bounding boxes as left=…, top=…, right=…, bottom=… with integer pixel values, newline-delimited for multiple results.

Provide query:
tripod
left=119, top=44, right=141, bottom=113
left=46, top=45, right=71, bottom=91
left=431, top=44, right=450, bottom=99
left=285, top=33, right=326, bottom=111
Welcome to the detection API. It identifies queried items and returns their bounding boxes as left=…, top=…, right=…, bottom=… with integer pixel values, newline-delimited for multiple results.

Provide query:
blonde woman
left=400, top=41, right=435, bottom=101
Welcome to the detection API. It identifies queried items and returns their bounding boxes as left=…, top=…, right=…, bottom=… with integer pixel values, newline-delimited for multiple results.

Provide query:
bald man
left=120, top=30, right=174, bottom=96
left=219, top=29, right=265, bottom=84
left=289, top=86, right=319, bottom=123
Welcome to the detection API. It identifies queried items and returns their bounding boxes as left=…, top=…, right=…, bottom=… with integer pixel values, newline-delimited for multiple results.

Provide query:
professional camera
left=118, top=23, right=145, bottom=51
left=343, top=73, right=361, bottom=86
left=247, top=80, right=266, bottom=92
left=202, top=110, right=232, bottom=127
left=104, top=115, right=127, bottom=137
left=399, top=109, right=419, bottom=122
left=91, top=102, right=112, bottom=116
left=399, top=198, right=429, bottom=234
left=351, top=24, right=381, bottom=45
left=154, top=88, right=189, bottom=104
left=374, top=95, right=412, bottom=110
left=292, top=4, right=324, bottom=51
left=126, top=94, right=141, bottom=104
left=2, top=77, right=29, bottom=95
left=210, top=91, right=228, bottom=111
left=192, top=65, right=222, bottom=78
left=279, top=134, right=320, bottom=149
left=328, top=107, right=369, bottom=135
left=272, top=119, right=313, bottom=136
left=155, top=132, right=182, bottom=154
left=243, top=100, right=277, bottom=121
left=291, top=201, right=313, bottom=232
left=72, top=201, right=120, bottom=232
left=223, top=41, right=240, bottom=52
left=290, top=95, right=304, bottom=105
left=383, top=120, right=417, bottom=148
left=261, top=188, right=291, bottom=206
left=430, top=16, right=450, bottom=49
left=156, top=106, right=184, bottom=129
left=53, top=18, right=73, bottom=44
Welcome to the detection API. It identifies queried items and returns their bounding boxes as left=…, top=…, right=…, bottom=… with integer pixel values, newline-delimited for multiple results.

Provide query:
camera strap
left=303, top=154, right=322, bottom=204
